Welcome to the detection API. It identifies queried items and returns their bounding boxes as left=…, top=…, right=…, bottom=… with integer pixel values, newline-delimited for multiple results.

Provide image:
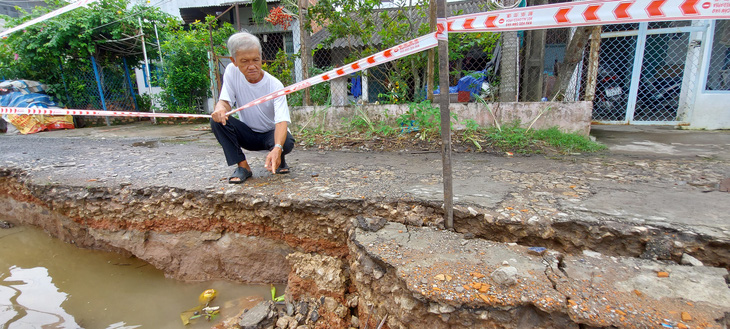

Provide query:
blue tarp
left=433, top=70, right=488, bottom=97
left=0, top=92, right=57, bottom=108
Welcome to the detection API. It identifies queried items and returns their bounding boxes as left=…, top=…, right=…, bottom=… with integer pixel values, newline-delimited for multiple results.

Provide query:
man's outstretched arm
left=265, top=121, right=288, bottom=174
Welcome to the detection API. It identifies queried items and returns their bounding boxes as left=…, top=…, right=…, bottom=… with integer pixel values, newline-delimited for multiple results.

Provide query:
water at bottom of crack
left=0, top=222, right=282, bottom=329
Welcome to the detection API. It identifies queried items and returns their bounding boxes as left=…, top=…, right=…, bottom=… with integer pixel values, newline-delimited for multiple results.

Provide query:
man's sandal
left=229, top=167, right=252, bottom=184
left=276, top=164, right=290, bottom=174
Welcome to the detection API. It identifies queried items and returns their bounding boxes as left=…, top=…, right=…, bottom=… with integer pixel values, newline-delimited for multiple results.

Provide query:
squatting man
left=211, top=31, right=295, bottom=184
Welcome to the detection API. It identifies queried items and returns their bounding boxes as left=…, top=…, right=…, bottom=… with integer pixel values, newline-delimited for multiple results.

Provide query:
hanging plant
left=265, top=6, right=293, bottom=29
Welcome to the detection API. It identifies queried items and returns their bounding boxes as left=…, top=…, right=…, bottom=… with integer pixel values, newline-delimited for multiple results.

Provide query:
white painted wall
left=690, top=20, right=730, bottom=130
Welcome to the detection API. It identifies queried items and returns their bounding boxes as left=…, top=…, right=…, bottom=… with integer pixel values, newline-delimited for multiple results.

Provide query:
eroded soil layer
left=1, top=166, right=729, bottom=328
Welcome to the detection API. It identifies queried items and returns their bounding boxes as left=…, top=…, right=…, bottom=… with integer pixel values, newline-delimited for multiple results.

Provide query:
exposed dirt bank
left=1, top=125, right=729, bottom=328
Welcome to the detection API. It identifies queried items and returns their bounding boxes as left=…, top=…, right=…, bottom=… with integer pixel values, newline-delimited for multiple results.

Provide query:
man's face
left=233, top=48, right=263, bottom=83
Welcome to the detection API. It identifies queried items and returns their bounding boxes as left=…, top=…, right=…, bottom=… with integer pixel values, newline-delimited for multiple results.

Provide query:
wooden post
left=437, top=0, right=453, bottom=229
left=299, top=0, right=311, bottom=106
left=426, top=0, right=436, bottom=101
left=235, top=4, right=241, bottom=31
left=585, top=26, right=602, bottom=102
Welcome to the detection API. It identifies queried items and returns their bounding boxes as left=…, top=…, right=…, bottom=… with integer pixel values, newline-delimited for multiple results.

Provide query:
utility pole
left=437, top=0, right=453, bottom=229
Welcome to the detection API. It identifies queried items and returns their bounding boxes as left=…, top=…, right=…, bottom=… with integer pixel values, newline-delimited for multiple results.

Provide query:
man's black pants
left=210, top=117, right=295, bottom=167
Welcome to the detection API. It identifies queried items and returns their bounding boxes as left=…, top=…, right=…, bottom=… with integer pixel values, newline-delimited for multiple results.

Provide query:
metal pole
left=626, top=22, right=649, bottom=123
left=437, top=0, right=453, bottom=229
left=58, top=58, right=71, bottom=106
left=123, top=57, right=139, bottom=112
left=154, top=24, right=164, bottom=68
left=139, top=17, right=156, bottom=124
left=91, top=55, right=110, bottom=126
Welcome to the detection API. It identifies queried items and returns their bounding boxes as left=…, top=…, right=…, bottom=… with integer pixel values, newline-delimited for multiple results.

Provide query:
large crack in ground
left=2, top=164, right=730, bottom=328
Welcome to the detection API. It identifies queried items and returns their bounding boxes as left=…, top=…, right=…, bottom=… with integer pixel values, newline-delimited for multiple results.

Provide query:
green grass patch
left=532, top=127, right=607, bottom=153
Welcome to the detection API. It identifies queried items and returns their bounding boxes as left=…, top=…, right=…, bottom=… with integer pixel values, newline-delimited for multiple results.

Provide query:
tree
left=556, top=26, right=593, bottom=100
left=157, top=16, right=234, bottom=113
left=0, top=0, right=175, bottom=104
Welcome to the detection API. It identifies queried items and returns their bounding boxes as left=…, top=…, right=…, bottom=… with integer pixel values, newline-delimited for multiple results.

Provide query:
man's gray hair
left=227, top=32, right=262, bottom=58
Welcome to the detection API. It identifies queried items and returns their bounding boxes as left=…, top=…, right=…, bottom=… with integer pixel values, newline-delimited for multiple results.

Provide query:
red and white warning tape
left=0, top=0, right=98, bottom=39
left=0, top=107, right=211, bottom=119
left=5, top=0, right=730, bottom=120
left=225, top=32, right=439, bottom=116
left=446, top=0, right=729, bottom=33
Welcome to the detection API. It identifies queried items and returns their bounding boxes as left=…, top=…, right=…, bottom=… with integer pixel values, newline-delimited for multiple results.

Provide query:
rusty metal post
left=437, top=0, right=453, bottom=229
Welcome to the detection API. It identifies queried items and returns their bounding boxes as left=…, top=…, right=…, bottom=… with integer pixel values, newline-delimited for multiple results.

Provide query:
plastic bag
left=41, top=115, right=75, bottom=131
left=6, top=114, right=44, bottom=134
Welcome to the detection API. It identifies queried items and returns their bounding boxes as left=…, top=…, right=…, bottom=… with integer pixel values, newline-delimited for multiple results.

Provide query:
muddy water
left=0, top=224, right=279, bottom=329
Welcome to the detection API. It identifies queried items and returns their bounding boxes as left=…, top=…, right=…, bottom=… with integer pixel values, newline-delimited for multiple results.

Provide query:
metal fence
left=208, top=0, right=716, bottom=126
left=61, top=57, right=139, bottom=113
left=249, top=0, right=591, bottom=107
left=571, top=21, right=702, bottom=123
left=251, top=0, right=503, bottom=107
left=3, top=56, right=139, bottom=117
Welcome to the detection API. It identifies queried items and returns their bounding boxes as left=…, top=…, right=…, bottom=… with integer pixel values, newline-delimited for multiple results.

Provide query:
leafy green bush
left=263, top=49, right=294, bottom=86
left=289, top=67, right=331, bottom=106
left=158, top=16, right=234, bottom=114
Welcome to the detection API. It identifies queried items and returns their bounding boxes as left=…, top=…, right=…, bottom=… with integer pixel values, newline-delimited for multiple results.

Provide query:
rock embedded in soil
left=238, top=300, right=275, bottom=329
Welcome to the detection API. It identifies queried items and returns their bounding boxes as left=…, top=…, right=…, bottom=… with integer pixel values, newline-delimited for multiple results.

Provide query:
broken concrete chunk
left=582, top=249, right=602, bottom=258
left=719, top=177, right=730, bottom=192
left=239, top=300, right=275, bottom=329
left=680, top=253, right=704, bottom=267
left=356, top=215, right=387, bottom=232
left=296, top=302, right=308, bottom=317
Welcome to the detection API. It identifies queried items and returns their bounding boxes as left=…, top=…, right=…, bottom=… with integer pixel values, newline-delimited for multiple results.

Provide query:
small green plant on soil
left=396, top=101, right=457, bottom=141
left=346, top=108, right=397, bottom=137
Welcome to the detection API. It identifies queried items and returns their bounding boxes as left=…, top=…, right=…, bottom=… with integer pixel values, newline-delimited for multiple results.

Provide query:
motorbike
left=593, top=66, right=628, bottom=121
left=635, top=76, right=681, bottom=121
